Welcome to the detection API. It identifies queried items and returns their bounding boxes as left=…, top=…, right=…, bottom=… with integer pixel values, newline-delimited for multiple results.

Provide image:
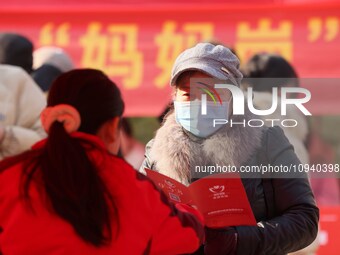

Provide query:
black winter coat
left=141, top=126, right=319, bottom=255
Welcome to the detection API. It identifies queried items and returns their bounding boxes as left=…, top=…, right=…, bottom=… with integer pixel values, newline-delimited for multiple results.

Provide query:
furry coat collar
left=149, top=110, right=263, bottom=185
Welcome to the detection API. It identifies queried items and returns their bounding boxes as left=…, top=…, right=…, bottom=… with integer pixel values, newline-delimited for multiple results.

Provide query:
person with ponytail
left=0, top=69, right=204, bottom=255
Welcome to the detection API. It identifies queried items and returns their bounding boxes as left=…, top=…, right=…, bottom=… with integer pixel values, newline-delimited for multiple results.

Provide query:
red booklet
left=145, top=169, right=257, bottom=228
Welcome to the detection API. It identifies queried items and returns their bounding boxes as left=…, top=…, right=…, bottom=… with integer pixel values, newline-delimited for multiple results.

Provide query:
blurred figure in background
left=119, top=118, right=145, bottom=169
left=32, top=46, right=75, bottom=92
left=0, top=65, right=46, bottom=160
left=0, top=33, right=34, bottom=74
left=307, top=121, right=340, bottom=206
left=241, top=53, right=309, bottom=164
left=242, top=53, right=340, bottom=204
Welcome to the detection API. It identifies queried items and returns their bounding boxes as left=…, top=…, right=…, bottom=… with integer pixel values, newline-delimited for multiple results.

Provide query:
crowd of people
left=0, top=32, right=335, bottom=255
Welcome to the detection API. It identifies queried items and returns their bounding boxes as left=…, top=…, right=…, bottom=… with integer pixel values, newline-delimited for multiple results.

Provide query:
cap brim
left=170, top=62, right=228, bottom=86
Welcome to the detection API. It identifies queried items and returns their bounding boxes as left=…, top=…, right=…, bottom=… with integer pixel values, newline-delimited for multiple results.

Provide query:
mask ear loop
left=227, top=96, right=233, bottom=120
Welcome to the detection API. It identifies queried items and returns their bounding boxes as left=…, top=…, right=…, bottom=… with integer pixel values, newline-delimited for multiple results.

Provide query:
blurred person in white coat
left=0, top=65, right=46, bottom=160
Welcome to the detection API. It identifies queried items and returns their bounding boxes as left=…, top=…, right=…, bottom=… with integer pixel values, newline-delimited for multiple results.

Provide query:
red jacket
left=0, top=133, right=204, bottom=255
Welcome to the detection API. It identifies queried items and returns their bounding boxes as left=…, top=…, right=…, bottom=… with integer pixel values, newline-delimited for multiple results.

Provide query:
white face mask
left=174, top=100, right=230, bottom=138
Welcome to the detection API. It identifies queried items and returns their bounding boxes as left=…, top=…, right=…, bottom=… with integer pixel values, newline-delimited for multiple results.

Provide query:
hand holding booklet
left=145, top=168, right=256, bottom=228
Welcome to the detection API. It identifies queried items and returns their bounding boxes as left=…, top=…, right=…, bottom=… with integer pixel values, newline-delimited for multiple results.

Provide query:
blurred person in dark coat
left=32, top=46, right=75, bottom=92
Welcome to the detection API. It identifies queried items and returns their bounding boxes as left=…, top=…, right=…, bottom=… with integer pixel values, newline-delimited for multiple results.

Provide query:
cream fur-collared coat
left=0, top=65, right=46, bottom=160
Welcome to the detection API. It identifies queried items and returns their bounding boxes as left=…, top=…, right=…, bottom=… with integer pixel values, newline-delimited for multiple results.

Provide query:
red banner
left=1, top=3, right=340, bottom=116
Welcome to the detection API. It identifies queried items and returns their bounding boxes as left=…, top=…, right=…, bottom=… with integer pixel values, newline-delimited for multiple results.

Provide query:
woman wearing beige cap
left=140, top=43, right=319, bottom=255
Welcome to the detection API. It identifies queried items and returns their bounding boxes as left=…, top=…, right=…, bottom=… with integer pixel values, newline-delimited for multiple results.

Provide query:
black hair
left=0, top=33, right=33, bottom=73
left=242, top=53, right=299, bottom=92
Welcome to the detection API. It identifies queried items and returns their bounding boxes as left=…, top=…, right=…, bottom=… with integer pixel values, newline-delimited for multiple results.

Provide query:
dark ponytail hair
left=0, top=69, right=124, bottom=246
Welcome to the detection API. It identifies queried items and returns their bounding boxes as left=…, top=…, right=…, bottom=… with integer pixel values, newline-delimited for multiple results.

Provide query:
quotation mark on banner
left=308, top=17, right=339, bottom=42
left=39, top=22, right=71, bottom=46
